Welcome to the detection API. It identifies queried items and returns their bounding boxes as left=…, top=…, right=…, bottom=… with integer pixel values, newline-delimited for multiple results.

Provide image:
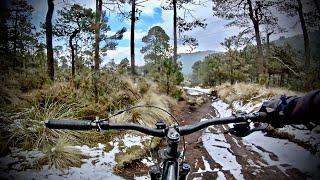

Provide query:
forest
left=0, top=0, right=319, bottom=179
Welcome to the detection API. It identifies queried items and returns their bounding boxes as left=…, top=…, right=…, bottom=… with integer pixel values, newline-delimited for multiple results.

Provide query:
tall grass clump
left=1, top=73, right=178, bottom=171
left=113, top=89, right=176, bottom=127
left=4, top=98, right=86, bottom=151
left=37, top=138, right=88, bottom=171
left=214, top=82, right=300, bottom=104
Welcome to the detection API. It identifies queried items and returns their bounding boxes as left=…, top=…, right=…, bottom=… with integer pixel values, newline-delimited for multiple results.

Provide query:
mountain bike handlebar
left=179, top=112, right=266, bottom=135
left=45, top=112, right=267, bottom=136
left=45, top=119, right=166, bottom=136
left=45, top=111, right=268, bottom=180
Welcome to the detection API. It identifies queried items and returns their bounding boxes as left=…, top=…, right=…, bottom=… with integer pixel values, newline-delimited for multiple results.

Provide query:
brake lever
left=228, top=122, right=251, bottom=137
left=227, top=123, right=268, bottom=137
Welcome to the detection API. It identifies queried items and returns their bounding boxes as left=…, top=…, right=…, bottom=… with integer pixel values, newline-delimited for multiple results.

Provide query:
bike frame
left=156, top=126, right=187, bottom=180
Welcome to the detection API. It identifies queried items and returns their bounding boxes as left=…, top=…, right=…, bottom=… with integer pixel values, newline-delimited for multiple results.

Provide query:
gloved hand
left=259, top=96, right=288, bottom=128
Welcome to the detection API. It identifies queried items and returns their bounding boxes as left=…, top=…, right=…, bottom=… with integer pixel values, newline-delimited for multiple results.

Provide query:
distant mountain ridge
left=179, top=31, right=320, bottom=76
left=178, top=50, right=219, bottom=75
left=273, top=30, right=320, bottom=60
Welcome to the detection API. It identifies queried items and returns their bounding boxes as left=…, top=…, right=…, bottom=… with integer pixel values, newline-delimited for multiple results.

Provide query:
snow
left=232, top=100, right=320, bottom=152
left=0, top=134, right=153, bottom=180
left=183, top=87, right=211, bottom=96
left=202, top=131, right=244, bottom=179
left=1, top=143, right=123, bottom=180
left=247, top=159, right=260, bottom=168
left=211, top=100, right=232, bottom=118
left=0, top=148, right=44, bottom=171
left=279, top=125, right=320, bottom=150
left=243, top=132, right=320, bottom=179
left=216, top=171, right=227, bottom=180
left=206, top=95, right=320, bottom=179
left=200, top=100, right=244, bottom=179
left=141, top=157, right=155, bottom=167
left=232, top=101, right=263, bottom=114
left=201, top=156, right=213, bottom=172
left=3, top=86, right=319, bottom=179
left=134, top=175, right=150, bottom=180
left=122, top=134, right=150, bottom=149
left=195, top=156, right=219, bottom=173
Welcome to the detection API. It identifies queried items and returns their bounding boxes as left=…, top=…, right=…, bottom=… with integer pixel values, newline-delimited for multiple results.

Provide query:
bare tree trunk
left=266, top=32, right=273, bottom=57
left=0, top=0, right=8, bottom=54
left=173, top=0, right=178, bottom=64
left=130, top=0, right=136, bottom=75
left=314, top=0, right=320, bottom=13
left=69, top=29, right=80, bottom=80
left=12, top=10, right=18, bottom=67
left=297, top=0, right=311, bottom=68
left=228, top=52, right=234, bottom=85
left=248, top=0, right=265, bottom=74
left=94, top=0, right=102, bottom=73
left=166, top=72, right=170, bottom=95
left=46, top=0, right=54, bottom=81
left=93, top=0, right=102, bottom=103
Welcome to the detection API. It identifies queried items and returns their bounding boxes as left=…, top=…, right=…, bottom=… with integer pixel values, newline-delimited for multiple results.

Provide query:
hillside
left=178, top=50, right=220, bottom=75
left=183, top=31, right=320, bottom=77
left=273, top=30, right=320, bottom=60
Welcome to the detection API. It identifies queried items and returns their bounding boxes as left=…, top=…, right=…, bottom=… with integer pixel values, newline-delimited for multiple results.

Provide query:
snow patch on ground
left=1, top=142, right=123, bottom=180
left=216, top=171, right=227, bottom=180
left=0, top=148, right=44, bottom=171
left=0, top=134, right=152, bottom=180
left=211, top=100, right=232, bottom=118
left=232, top=101, right=263, bottom=113
left=183, top=87, right=211, bottom=96
left=122, top=133, right=150, bottom=149
left=207, top=97, right=320, bottom=179
left=134, top=175, right=150, bottom=180
left=141, top=157, right=155, bottom=167
left=195, top=156, right=219, bottom=174
left=243, top=132, right=320, bottom=179
left=202, top=130, right=244, bottom=179
left=224, top=99, right=320, bottom=179
left=279, top=125, right=320, bottom=150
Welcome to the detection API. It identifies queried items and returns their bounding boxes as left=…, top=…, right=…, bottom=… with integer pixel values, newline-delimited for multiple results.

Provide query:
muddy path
left=172, top=96, right=224, bottom=179
left=120, top=93, right=309, bottom=179
left=172, top=94, right=308, bottom=180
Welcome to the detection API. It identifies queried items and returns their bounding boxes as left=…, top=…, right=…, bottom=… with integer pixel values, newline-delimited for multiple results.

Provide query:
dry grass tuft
left=37, top=138, right=88, bottom=171
left=1, top=74, right=177, bottom=170
left=214, top=82, right=300, bottom=104
left=114, top=90, right=176, bottom=127
left=114, top=145, right=146, bottom=169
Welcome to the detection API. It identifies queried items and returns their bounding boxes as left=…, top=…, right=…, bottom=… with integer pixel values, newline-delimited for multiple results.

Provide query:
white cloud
left=138, top=0, right=163, bottom=16
left=122, top=30, right=147, bottom=41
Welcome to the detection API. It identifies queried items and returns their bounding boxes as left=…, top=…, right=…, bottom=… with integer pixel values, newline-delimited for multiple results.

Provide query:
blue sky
left=26, top=0, right=302, bottom=66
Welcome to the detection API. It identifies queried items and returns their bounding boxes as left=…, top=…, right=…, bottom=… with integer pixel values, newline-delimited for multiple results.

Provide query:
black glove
left=259, top=95, right=289, bottom=128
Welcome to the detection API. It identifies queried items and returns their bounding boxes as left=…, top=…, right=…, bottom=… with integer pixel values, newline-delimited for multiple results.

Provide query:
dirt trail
left=173, top=96, right=224, bottom=179
left=172, top=94, right=307, bottom=180
left=120, top=93, right=308, bottom=179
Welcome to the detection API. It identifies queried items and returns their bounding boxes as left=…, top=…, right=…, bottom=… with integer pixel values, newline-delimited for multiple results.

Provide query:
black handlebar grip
left=45, top=119, right=93, bottom=130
